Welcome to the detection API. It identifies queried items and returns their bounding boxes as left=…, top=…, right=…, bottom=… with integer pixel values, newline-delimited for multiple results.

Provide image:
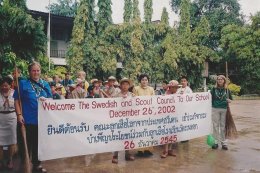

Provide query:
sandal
left=125, top=154, right=135, bottom=161
left=160, top=151, right=168, bottom=158
left=33, top=165, right=47, bottom=173
left=168, top=150, right=176, bottom=157
left=112, top=156, right=118, bottom=164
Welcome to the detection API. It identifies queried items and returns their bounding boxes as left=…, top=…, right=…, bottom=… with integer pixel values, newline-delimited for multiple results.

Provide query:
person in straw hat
left=112, top=78, right=135, bottom=164
left=210, top=75, right=232, bottom=150
left=91, top=79, right=104, bottom=98
left=104, top=76, right=120, bottom=98
left=160, top=80, right=179, bottom=158
left=69, top=78, right=87, bottom=99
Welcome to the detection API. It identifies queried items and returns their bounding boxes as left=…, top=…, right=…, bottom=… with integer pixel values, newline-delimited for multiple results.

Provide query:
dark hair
left=0, top=76, right=13, bottom=86
left=87, top=85, right=94, bottom=93
left=179, top=75, right=188, bottom=81
left=162, top=80, right=168, bottom=84
left=138, top=74, right=150, bottom=83
left=28, top=61, right=41, bottom=72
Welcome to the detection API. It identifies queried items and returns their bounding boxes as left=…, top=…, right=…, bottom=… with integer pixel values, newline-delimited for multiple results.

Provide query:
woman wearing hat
left=211, top=75, right=232, bottom=150
left=161, top=80, right=179, bottom=158
left=133, top=74, right=155, bottom=157
left=69, top=78, right=87, bottom=99
left=112, top=78, right=135, bottom=163
left=91, top=79, right=104, bottom=98
left=0, top=77, right=17, bottom=169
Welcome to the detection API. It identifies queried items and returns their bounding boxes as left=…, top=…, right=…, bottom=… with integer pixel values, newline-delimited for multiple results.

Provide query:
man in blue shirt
left=14, top=62, right=52, bottom=173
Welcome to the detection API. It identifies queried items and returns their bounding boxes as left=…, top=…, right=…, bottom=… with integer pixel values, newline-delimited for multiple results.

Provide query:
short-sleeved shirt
left=133, top=86, right=155, bottom=96
left=114, top=91, right=133, bottom=98
left=177, top=86, right=193, bottom=94
left=61, top=79, right=73, bottom=87
left=13, top=78, right=52, bottom=125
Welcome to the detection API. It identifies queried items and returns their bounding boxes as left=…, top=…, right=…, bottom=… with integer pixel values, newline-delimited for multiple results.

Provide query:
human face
left=77, top=72, right=85, bottom=80
left=56, top=88, right=62, bottom=95
left=180, top=78, right=188, bottom=88
left=217, top=77, right=225, bottom=87
left=65, top=74, right=70, bottom=80
left=1, top=82, right=11, bottom=93
left=108, top=80, right=115, bottom=87
left=53, top=76, right=59, bottom=83
left=51, top=86, right=56, bottom=93
left=140, top=77, right=149, bottom=87
left=12, top=69, right=21, bottom=78
left=121, top=82, right=130, bottom=92
left=162, top=83, right=168, bottom=90
left=29, top=65, right=41, bottom=81
left=169, top=86, right=178, bottom=94
left=94, top=82, right=99, bottom=88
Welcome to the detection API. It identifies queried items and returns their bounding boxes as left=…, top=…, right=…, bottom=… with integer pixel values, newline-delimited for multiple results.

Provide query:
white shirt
left=177, top=86, right=193, bottom=94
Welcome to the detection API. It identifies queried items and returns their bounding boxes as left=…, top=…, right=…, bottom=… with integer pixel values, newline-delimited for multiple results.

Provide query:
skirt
left=0, top=112, right=17, bottom=145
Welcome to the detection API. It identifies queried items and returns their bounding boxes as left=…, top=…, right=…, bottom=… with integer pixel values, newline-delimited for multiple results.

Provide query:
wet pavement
left=2, top=100, right=260, bottom=173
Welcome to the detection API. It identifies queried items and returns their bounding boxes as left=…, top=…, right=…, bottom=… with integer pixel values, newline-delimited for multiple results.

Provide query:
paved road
left=2, top=100, right=260, bottom=173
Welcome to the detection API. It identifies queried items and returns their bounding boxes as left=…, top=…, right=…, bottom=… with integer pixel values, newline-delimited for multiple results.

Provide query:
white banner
left=38, top=92, right=212, bottom=161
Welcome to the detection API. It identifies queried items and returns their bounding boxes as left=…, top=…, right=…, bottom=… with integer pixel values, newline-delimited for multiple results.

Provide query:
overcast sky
left=27, top=0, right=260, bottom=26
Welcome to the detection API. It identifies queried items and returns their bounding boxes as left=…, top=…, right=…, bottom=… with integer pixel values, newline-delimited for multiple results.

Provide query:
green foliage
left=124, top=0, right=132, bottom=23
left=144, top=0, right=153, bottom=24
left=133, top=0, right=141, bottom=22
left=171, top=0, right=242, bottom=50
left=66, top=0, right=88, bottom=75
left=179, top=0, right=191, bottom=35
left=65, top=0, right=218, bottom=90
left=48, top=66, right=68, bottom=78
left=221, top=12, right=260, bottom=94
left=228, top=83, right=241, bottom=96
left=161, top=7, right=169, bottom=26
left=8, top=0, right=27, bottom=10
left=47, top=0, right=78, bottom=17
left=97, top=0, right=113, bottom=34
left=0, top=0, right=47, bottom=75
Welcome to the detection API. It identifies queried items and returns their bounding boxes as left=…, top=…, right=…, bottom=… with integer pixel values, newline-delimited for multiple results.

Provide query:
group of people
left=0, top=61, right=232, bottom=172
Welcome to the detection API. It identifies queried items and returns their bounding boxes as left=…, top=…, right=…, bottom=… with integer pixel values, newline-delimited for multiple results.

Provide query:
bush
left=228, top=83, right=241, bottom=96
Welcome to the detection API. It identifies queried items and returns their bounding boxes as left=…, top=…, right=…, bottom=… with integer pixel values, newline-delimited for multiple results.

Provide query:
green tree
left=144, top=0, right=153, bottom=24
left=161, top=7, right=169, bottom=26
left=47, top=0, right=78, bottom=17
left=123, top=0, right=133, bottom=23
left=97, top=0, right=113, bottom=34
left=9, top=0, right=27, bottom=10
left=0, top=0, right=47, bottom=75
left=133, top=0, right=141, bottom=22
left=66, top=0, right=88, bottom=75
left=221, top=12, right=260, bottom=94
left=179, top=0, right=191, bottom=35
left=171, top=0, right=242, bottom=50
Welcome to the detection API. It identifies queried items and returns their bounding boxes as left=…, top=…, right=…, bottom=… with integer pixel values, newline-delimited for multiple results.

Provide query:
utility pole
left=225, top=61, right=228, bottom=79
left=47, top=0, right=51, bottom=71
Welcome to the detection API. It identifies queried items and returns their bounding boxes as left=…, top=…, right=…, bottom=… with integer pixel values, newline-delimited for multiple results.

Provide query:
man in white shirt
left=177, top=76, right=192, bottom=143
left=177, top=76, right=193, bottom=94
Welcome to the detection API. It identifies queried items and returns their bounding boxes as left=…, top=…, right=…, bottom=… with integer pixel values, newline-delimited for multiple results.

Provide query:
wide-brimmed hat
left=90, top=78, right=98, bottom=84
left=68, top=84, right=76, bottom=88
left=55, top=83, right=63, bottom=90
left=108, top=76, right=116, bottom=81
left=120, top=77, right=133, bottom=86
left=168, top=80, right=179, bottom=87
